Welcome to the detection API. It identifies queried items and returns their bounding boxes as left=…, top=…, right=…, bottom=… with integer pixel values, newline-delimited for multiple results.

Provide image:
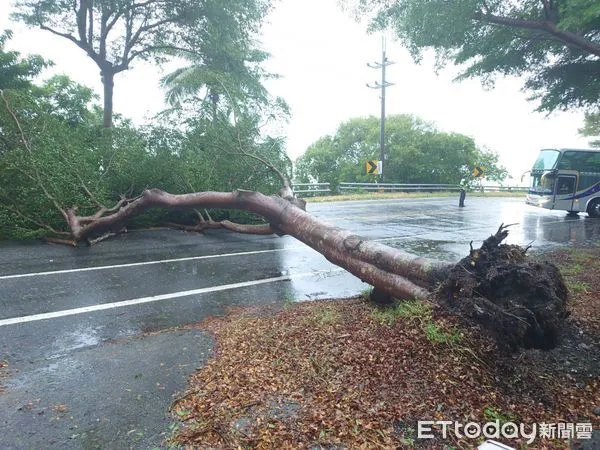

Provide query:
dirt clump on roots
left=435, top=224, right=569, bottom=350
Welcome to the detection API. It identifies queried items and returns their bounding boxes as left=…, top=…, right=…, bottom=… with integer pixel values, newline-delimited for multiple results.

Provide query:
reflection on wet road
left=0, top=196, right=598, bottom=449
left=308, top=196, right=600, bottom=258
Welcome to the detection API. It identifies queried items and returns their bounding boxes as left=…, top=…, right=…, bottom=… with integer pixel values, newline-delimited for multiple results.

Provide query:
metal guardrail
left=339, top=182, right=461, bottom=192
left=292, top=182, right=529, bottom=195
left=293, top=182, right=331, bottom=195
left=479, top=185, right=529, bottom=192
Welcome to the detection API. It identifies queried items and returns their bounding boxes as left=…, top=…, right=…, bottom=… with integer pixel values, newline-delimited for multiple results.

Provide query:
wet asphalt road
left=1, top=196, right=599, bottom=449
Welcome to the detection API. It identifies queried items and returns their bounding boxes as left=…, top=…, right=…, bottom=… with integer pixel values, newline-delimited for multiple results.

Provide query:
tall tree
left=12, top=0, right=273, bottom=128
left=295, top=115, right=507, bottom=189
left=161, top=4, right=275, bottom=122
left=162, top=47, right=272, bottom=122
left=350, top=0, right=600, bottom=112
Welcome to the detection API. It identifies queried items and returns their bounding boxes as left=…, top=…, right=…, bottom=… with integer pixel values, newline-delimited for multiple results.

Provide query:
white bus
left=525, top=148, right=600, bottom=218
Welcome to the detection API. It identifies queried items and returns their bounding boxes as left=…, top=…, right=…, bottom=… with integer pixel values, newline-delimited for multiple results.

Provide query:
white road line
left=0, top=246, right=306, bottom=281
left=0, top=269, right=344, bottom=327
left=0, top=236, right=412, bottom=281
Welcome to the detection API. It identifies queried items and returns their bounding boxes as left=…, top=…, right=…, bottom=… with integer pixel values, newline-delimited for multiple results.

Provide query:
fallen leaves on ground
left=546, top=247, right=600, bottom=336
left=171, top=248, right=600, bottom=449
left=0, top=359, right=9, bottom=393
left=52, top=403, right=68, bottom=413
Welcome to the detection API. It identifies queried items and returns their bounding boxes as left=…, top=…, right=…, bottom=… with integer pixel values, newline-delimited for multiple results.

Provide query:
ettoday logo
left=417, top=420, right=593, bottom=444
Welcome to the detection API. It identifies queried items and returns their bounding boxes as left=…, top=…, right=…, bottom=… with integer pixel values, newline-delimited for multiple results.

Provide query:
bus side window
left=557, top=152, right=575, bottom=169
left=590, top=154, right=600, bottom=172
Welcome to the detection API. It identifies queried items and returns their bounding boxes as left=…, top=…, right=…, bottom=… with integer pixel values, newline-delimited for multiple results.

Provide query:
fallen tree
left=50, top=183, right=567, bottom=351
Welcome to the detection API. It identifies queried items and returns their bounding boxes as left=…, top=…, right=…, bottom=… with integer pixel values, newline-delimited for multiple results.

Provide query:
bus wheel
left=587, top=199, right=600, bottom=218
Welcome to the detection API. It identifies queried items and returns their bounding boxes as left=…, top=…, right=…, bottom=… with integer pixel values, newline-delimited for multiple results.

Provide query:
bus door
left=553, top=174, right=577, bottom=211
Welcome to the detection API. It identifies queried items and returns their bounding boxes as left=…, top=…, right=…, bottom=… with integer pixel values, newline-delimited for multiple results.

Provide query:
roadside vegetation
left=0, top=21, right=289, bottom=241
left=169, top=248, right=600, bottom=448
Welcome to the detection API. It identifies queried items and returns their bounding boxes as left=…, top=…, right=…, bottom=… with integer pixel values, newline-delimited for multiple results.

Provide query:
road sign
left=472, top=166, right=484, bottom=178
left=366, top=160, right=382, bottom=175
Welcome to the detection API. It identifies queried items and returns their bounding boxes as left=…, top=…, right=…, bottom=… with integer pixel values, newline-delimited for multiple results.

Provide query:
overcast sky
left=0, top=0, right=591, bottom=180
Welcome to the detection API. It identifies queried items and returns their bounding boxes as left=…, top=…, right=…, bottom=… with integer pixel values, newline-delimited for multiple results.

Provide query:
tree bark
left=474, top=12, right=600, bottom=58
left=64, top=188, right=443, bottom=299
left=101, top=69, right=114, bottom=128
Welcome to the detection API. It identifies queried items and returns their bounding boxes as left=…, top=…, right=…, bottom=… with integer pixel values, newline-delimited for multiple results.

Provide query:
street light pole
left=367, top=37, right=395, bottom=183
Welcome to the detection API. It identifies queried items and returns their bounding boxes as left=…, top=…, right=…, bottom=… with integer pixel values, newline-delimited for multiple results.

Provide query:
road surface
left=0, top=196, right=598, bottom=448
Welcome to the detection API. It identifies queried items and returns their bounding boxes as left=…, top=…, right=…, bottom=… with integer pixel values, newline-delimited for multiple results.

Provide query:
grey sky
left=0, top=0, right=591, bottom=180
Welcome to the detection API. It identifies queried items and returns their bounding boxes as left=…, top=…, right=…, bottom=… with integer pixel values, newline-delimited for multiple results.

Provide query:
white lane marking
left=0, top=269, right=345, bottom=327
left=0, top=234, right=415, bottom=281
left=0, top=246, right=306, bottom=281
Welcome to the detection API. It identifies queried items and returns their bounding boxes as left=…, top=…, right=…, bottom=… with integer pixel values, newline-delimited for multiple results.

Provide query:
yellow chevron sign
left=472, top=166, right=484, bottom=178
left=366, top=160, right=382, bottom=175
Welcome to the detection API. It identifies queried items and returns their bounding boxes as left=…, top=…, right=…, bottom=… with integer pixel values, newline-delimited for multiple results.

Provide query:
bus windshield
left=529, top=172, right=555, bottom=195
left=532, top=149, right=560, bottom=170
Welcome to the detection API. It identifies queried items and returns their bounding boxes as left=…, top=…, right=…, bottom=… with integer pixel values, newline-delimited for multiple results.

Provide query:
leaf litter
left=170, top=248, right=600, bottom=449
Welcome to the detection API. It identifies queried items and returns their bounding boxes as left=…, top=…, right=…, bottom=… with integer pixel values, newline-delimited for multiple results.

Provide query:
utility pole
left=367, top=37, right=395, bottom=182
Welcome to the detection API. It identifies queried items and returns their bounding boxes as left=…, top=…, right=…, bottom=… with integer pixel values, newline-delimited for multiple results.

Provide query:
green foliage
left=0, top=30, right=49, bottom=91
left=567, top=280, right=591, bottom=294
left=423, top=322, right=461, bottom=345
left=0, top=33, right=291, bottom=239
left=312, top=306, right=341, bottom=325
left=0, top=91, right=103, bottom=237
left=161, top=2, right=280, bottom=118
left=483, top=406, right=517, bottom=425
left=370, top=300, right=432, bottom=326
left=579, top=110, right=600, bottom=147
left=12, top=0, right=272, bottom=69
left=295, top=114, right=507, bottom=188
left=352, top=0, right=600, bottom=112
left=370, top=299, right=462, bottom=345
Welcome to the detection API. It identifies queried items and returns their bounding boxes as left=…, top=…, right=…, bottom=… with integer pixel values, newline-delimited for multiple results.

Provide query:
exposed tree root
left=434, top=224, right=568, bottom=350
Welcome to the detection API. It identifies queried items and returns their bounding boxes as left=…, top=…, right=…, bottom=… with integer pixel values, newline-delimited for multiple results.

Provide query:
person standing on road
left=459, top=178, right=471, bottom=207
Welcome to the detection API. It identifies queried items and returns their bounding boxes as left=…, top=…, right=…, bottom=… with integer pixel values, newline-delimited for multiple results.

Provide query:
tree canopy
left=160, top=4, right=276, bottom=119
left=0, top=32, right=289, bottom=239
left=295, top=115, right=507, bottom=190
left=12, top=0, right=274, bottom=127
left=351, top=0, right=600, bottom=112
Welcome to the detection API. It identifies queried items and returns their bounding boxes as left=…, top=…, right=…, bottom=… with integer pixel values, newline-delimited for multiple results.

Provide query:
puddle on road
left=49, top=326, right=101, bottom=359
left=5, top=356, right=79, bottom=390
left=383, top=239, right=459, bottom=262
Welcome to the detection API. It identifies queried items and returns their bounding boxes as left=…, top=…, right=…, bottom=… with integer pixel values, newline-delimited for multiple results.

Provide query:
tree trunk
left=59, top=188, right=568, bottom=350
left=210, top=90, right=219, bottom=125
left=101, top=69, right=114, bottom=129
